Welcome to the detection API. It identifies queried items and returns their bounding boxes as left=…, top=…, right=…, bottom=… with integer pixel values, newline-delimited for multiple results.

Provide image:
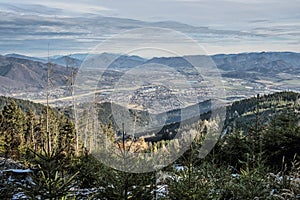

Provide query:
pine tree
left=40, top=106, right=60, bottom=155
left=96, top=167, right=156, bottom=200
left=219, top=128, right=250, bottom=169
left=58, top=114, right=76, bottom=157
left=23, top=149, right=78, bottom=200
left=263, top=109, right=300, bottom=170
left=23, top=111, right=78, bottom=199
left=24, top=110, right=38, bottom=150
left=0, top=100, right=26, bottom=159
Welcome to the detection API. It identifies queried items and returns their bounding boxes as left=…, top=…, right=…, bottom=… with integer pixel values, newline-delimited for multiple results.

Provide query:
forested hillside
left=0, top=92, right=299, bottom=199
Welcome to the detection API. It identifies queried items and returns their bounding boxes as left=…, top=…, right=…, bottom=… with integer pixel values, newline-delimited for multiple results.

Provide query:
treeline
left=164, top=91, right=300, bottom=199
left=0, top=98, right=79, bottom=199
left=0, top=99, right=76, bottom=159
left=0, top=92, right=299, bottom=199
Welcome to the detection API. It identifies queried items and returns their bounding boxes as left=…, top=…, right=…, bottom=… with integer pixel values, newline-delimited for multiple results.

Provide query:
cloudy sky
left=0, top=0, right=299, bottom=57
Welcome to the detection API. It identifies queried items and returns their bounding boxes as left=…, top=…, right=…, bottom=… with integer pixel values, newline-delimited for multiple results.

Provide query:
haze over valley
left=1, top=1, right=300, bottom=199
left=1, top=51, right=300, bottom=111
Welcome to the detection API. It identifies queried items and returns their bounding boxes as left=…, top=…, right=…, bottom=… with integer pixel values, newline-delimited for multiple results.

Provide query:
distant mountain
left=6, top=51, right=300, bottom=73
left=145, top=52, right=300, bottom=89
left=0, top=52, right=148, bottom=97
left=50, top=56, right=82, bottom=68
left=212, top=52, right=300, bottom=79
left=38, top=53, right=146, bottom=69
left=72, top=53, right=146, bottom=70
left=146, top=56, right=192, bottom=68
left=68, top=54, right=90, bottom=61
left=1, top=51, right=300, bottom=102
left=5, top=53, right=46, bottom=63
left=0, top=55, right=70, bottom=93
left=106, top=54, right=146, bottom=70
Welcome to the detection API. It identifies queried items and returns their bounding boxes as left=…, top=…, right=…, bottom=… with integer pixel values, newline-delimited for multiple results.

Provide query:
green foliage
left=96, top=168, right=155, bottom=200
left=0, top=100, right=26, bottom=159
left=1, top=92, right=300, bottom=199
left=23, top=147, right=78, bottom=199
left=0, top=172, right=15, bottom=199
left=218, top=129, right=250, bottom=169
left=166, top=161, right=232, bottom=200
left=22, top=107, right=78, bottom=199
left=224, top=158, right=273, bottom=199
left=0, top=97, right=78, bottom=199
left=270, top=156, right=300, bottom=199
left=263, top=110, right=300, bottom=170
left=58, top=114, right=76, bottom=157
left=0, top=96, right=46, bottom=115
left=71, top=154, right=105, bottom=189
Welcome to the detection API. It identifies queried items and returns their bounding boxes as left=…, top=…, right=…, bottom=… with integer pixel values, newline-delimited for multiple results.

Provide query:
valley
left=1, top=52, right=299, bottom=111
left=1, top=0, right=299, bottom=198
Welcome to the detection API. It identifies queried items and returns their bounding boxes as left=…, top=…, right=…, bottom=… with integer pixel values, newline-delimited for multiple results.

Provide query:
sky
left=0, top=0, right=299, bottom=57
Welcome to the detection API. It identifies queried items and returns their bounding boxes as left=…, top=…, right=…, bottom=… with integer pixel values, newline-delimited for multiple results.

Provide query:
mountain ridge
left=1, top=51, right=300, bottom=104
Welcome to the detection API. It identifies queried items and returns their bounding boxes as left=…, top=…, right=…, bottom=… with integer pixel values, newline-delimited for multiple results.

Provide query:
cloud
left=0, top=1, right=113, bottom=16
left=0, top=3, right=63, bottom=15
left=41, top=1, right=113, bottom=13
left=169, top=0, right=281, bottom=4
left=0, top=1, right=299, bottom=56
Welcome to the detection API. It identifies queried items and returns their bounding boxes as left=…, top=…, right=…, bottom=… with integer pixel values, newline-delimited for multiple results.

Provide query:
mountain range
left=1, top=51, right=300, bottom=103
left=0, top=55, right=70, bottom=94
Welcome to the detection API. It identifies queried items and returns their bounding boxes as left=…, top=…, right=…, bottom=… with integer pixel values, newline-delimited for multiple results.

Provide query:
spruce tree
left=0, top=100, right=26, bottom=159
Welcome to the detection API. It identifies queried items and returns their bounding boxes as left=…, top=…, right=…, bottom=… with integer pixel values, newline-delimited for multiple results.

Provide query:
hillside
left=0, top=55, right=70, bottom=94
left=0, top=91, right=299, bottom=199
left=224, top=91, right=300, bottom=133
left=212, top=52, right=300, bottom=80
left=1, top=52, right=300, bottom=106
left=2, top=90, right=298, bottom=143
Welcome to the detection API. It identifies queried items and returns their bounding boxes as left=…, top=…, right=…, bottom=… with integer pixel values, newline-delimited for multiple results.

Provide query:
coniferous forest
left=0, top=91, right=299, bottom=199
